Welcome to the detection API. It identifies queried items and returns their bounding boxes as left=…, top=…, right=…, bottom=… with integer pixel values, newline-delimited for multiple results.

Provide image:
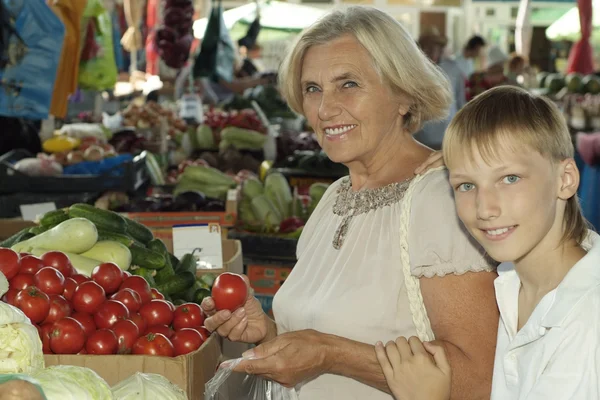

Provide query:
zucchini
left=129, top=266, right=157, bottom=288
left=130, top=243, right=166, bottom=270
left=0, top=228, right=35, bottom=248
left=124, top=218, right=154, bottom=245
left=148, top=239, right=175, bottom=284
left=69, top=203, right=127, bottom=233
left=155, top=271, right=195, bottom=296
left=12, top=218, right=98, bottom=254
left=177, top=253, right=197, bottom=275
left=40, top=209, right=69, bottom=227
left=97, top=229, right=136, bottom=247
left=28, top=226, right=49, bottom=235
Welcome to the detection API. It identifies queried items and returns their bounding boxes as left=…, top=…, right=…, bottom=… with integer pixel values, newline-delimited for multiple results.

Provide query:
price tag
left=20, top=202, right=56, bottom=222
left=227, top=189, right=238, bottom=202
left=172, top=223, right=223, bottom=271
left=179, top=94, right=203, bottom=123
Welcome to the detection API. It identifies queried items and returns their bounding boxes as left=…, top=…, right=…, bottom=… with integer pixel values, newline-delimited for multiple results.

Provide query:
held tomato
left=72, top=281, right=106, bottom=314
left=150, top=288, right=164, bottom=300
left=91, top=263, right=123, bottom=295
left=9, top=273, right=35, bottom=291
left=41, top=251, right=74, bottom=277
left=33, top=267, right=65, bottom=296
left=132, top=333, right=175, bottom=357
left=19, top=256, right=45, bottom=275
left=119, top=276, right=152, bottom=304
left=85, top=329, right=118, bottom=355
left=173, top=303, right=204, bottom=331
left=211, top=273, right=248, bottom=312
left=139, top=299, right=174, bottom=327
left=1, top=288, right=18, bottom=306
left=50, top=317, right=86, bottom=354
left=62, top=278, right=78, bottom=301
left=0, top=248, right=20, bottom=279
left=144, top=324, right=174, bottom=339
left=70, top=274, right=90, bottom=285
left=128, top=313, right=147, bottom=335
left=15, top=286, right=50, bottom=323
left=111, top=289, right=142, bottom=313
left=171, top=328, right=204, bottom=356
left=71, top=312, right=96, bottom=338
left=94, top=300, right=129, bottom=329
left=42, top=294, right=72, bottom=325
left=111, top=319, right=140, bottom=354
left=39, top=322, right=54, bottom=354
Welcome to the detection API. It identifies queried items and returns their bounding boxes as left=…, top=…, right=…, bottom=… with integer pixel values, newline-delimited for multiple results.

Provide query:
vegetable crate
left=0, top=149, right=148, bottom=194
left=0, top=192, right=100, bottom=218
left=247, top=264, right=294, bottom=317
left=227, top=231, right=298, bottom=263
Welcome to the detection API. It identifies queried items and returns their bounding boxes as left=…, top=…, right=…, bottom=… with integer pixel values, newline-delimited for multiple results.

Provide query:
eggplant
left=174, top=191, right=208, bottom=211
left=202, top=200, right=226, bottom=212
left=156, top=26, right=177, bottom=43
left=164, top=8, right=187, bottom=27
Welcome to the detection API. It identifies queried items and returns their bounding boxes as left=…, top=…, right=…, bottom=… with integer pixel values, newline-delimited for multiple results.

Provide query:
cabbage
left=31, top=365, right=113, bottom=400
left=112, top=372, right=187, bottom=400
left=0, top=301, right=44, bottom=374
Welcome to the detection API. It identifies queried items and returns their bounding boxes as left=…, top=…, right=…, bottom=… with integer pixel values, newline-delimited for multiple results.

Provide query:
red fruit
left=197, top=326, right=211, bottom=342
left=71, top=281, right=105, bottom=314
left=19, top=256, right=45, bottom=275
left=70, top=274, right=90, bottom=285
left=145, top=324, right=174, bottom=339
left=128, top=313, right=147, bottom=334
left=0, top=248, right=20, bottom=279
left=112, top=319, right=140, bottom=354
left=132, top=333, right=175, bottom=357
left=62, top=277, right=78, bottom=301
left=91, top=263, right=123, bottom=295
left=42, top=294, right=72, bottom=325
left=9, top=274, right=34, bottom=291
left=50, top=317, right=86, bottom=354
left=34, top=267, right=65, bottom=296
left=86, top=329, right=118, bottom=355
left=119, top=276, right=152, bottom=304
left=71, top=312, right=96, bottom=338
left=171, top=328, right=204, bottom=356
left=139, top=299, right=174, bottom=327
left=94, top=300, right=129, bottom=329
left=211, top=273, right=248, bottom=312
left=15, top=286, right=50, bottom=323
left=110, top=289, right=142, bottom=314
left=150, top=288, right=164, bottom=300
left=2, top=288, right=18, bottom=306
left=39, top=322, right=54, bottom=354
left=173, top=303, right=204, bottom=331
left=41, top=251, right=74, bottom=278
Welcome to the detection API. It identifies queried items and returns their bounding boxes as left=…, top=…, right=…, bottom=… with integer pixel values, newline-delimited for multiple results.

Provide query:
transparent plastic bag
left=205, top=358, right=299, bottom=400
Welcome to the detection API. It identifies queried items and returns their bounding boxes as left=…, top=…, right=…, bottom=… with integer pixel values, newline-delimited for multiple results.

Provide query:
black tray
left=227, top=230, right=298, bottom=264
left=0, top=192, right=100, bottom=218
left=0, top=149, right=148, bottom=194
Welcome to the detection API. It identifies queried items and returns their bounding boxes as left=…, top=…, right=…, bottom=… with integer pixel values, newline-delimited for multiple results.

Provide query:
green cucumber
left=198, top=273, right=217, bottom=289
left=129, top=266, right=157, bottom=288
left=193, top=288, right=211, bottom=305
left=0, top=228, right=35, bottom=248
left=182, top=280, right=203, bottom=302
left=155, top=272, right=196, bottom=296
left=28, top=225, right=50, bottom=235
left=124, top=218, right=154, bottom=245
left=97, top=229, right=136, bottom=247
left=68, top=203, right=127, bottom=233
left=169, top=253, right=180, bottom=271
left=130, top=243, right=166, bottom=270
left=39, top=209, right=69, bottom=227
left=177, top=253, right=197, bottom=275
left=173, top=298, right=187, bottom=306
left=148, top=239, right=175, bottom=284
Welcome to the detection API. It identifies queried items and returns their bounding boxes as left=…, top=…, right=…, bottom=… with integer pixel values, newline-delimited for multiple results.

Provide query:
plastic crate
left=0, top=192, right=100, bottom=218
left=0, top=149, right=148, bottom=194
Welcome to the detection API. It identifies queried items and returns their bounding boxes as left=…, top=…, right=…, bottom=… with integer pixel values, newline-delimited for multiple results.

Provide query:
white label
left=227, top=189, right=238, bottom=202
left=179, top=94, right=203, bottom=123
left=20, top=203, right=57, bottom=222
left=172, top=224, right=223, bottom=271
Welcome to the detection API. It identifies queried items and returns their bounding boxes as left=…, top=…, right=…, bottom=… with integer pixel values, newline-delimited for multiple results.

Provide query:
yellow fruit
left=43, top=136, right=80, bottom=153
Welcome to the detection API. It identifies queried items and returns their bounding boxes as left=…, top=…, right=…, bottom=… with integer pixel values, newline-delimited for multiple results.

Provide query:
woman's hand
left=201, top=275, right=273, bottom=344
left=414, top=151, right=444, bottom=175
left=375, top=337, right=451, bottom=400
left=231, top=329, right=331, bottom=388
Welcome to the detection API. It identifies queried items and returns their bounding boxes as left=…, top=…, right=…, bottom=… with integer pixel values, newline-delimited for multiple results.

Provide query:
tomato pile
left=0, top=248, right=210, bottom=357
left=204, top=109, right=265, bottom=134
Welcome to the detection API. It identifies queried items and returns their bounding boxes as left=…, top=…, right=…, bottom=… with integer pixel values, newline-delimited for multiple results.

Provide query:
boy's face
left=448, top=143, right=570, bottom=264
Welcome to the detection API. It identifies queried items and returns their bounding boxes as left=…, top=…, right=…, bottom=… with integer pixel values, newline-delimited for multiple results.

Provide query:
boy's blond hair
left=443, top=85, right=588, bottom=245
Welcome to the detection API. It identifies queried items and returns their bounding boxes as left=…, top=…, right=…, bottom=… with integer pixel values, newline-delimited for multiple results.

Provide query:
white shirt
left=491, top=232, right=600, bottom=400
left=453, top=53, right=473, bottom=79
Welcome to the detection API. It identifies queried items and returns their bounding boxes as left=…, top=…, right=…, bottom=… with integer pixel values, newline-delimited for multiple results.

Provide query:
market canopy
left=546, top=0, right=600, bottom=41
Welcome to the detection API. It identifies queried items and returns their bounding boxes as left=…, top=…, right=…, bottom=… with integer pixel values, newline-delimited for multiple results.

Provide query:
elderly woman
left=202, top=7, right=498, bottom=399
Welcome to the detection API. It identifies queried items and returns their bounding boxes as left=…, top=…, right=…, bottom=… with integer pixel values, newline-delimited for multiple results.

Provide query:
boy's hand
left=375, top=336, right=451, bottom=400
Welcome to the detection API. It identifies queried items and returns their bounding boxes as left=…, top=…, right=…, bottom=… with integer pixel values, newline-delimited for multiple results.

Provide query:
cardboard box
left=44, top=335, right=221, bottom=399
left=196, top=239, right=243, bottom=277
left=0, top=219, right=36, bottom=241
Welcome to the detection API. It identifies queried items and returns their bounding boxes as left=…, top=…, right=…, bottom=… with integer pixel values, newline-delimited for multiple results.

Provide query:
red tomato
left=197, top=326, right=211, bottom=342
left=110, top=289, right=142, bottom=314
left=139, top=299, right=174, bottom=327
left=128, top=313, right=147, bottom=334
left=91, top=263, right=123, bottom=295
left=78, top=348, right=88, bottom=355
left=144, top=324, right=174, bottom=339
left=39, top=322, right=54, bottom=354
left=15, top=286, right=50, bottom=323
left=150, top=288, right=164, bottom=300
left=71, top=281, right=105, bottom=314
left=173, top=303, right=205, bottom=331
left=70, top=274, right=90, bottom=285
left=33, top=267, right=65, bottom=296
left=132, top=333, right=174, bottom=357
left=211, top=273, right=248, bottom=312
left=122, top=271, right=132, bottom=278
left=111, top=319, right=140, bottom=354
left=40, top=251, right=74, bottom=277
left=0, top=248, right=20, bottom=279
left=62, top=278, right=78, bottom=301
left=50, top=317, right=85, bottom=354
left=71, top=312, right=96, bottom=338
left=19, top=256, right=45, bottom=275
left=94, top=300, right=129, bottom=329
left=85, top=329, right=118, bottom=355
left=9, top=273, right=34, bottom=291
left=166, top=301, right=176, bottom=312
left=119, top=276, right=152, bottom=304
left=18, top=253, right=30, bottom=258
left=1, top=288, right=18, bottom=306
left=171, top=328, right=204, bottom=356
left=42, top=294, right=72, bottom=325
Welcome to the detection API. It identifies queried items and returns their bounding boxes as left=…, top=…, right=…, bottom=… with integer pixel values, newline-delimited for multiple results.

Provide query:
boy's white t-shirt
left=491, top=232, right=600, bottom=400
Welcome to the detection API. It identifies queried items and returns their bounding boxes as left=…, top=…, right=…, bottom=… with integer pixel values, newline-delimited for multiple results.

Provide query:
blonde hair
left=443, top=86, right=588, bottom=245
left=278, top=6, right=452, bottom=133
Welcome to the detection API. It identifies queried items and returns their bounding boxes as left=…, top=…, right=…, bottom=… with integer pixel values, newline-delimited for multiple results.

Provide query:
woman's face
left=300, top=34, right=408, bottom=165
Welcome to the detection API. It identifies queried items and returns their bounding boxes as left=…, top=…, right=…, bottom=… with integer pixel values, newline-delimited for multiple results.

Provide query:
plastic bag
left=205, top=358, right=299, bottom=400
left=0, top=374, right=47, bottom=400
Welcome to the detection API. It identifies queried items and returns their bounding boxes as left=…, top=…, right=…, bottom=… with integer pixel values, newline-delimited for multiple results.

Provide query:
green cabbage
left=31, top=365, right=113, bottom=400
left=0, top=302, right=44, bottom=374
left=111, top=372, right=187, bottom=400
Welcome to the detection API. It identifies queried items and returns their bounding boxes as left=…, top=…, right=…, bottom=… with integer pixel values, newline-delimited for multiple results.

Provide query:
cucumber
left=0, top=228, right=35, bottom=248
left=97, top=229, right=136, bottom=247
left=129, top=266, right=157, bottom=288
left=155, top=271, right=196, bottom=296
left=28, top=225, right=50, bottom=235
left=68, top=203, right=127, bottom=233
left=193, top=288, right=211, bottom=305
left=40, top=209, right=69, bottom=227
left=124, top=218, right=153, bottom=245
left=148, top=239, right=175, bottom=284
left=198, top=273, right=217, bottom=289
left=182, top=280, right=203, bottom=302
left=130, top=243, right=166, bottom=270
left=173, top=298, right=187, bottom=306
left=177, top=253, right=197, bottom=275
left=169, top=253, right=180, bottom=271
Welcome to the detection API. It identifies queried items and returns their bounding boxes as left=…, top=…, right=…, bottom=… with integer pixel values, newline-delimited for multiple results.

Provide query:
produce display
left=121, top=102, right=187, bottom=138
left=273, top=150, right=348, bottom=177
left=223, top=85, right=296, bottom=120
left=538, top=71, right=600, bottom=95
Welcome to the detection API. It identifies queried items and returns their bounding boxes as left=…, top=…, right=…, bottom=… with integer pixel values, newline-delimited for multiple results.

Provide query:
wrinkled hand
left=414, top=151, right=444, bottom=175
left=231, top=329, right=330, bottom=388
left=201, top=275, right=269, bottom=344
left=375, top=337, right=451, bottom=400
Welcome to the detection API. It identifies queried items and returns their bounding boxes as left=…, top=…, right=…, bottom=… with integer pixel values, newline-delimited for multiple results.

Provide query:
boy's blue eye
left=457, top=183, right=475, bottom=192
left=503, top=175, right=520, bottom=184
